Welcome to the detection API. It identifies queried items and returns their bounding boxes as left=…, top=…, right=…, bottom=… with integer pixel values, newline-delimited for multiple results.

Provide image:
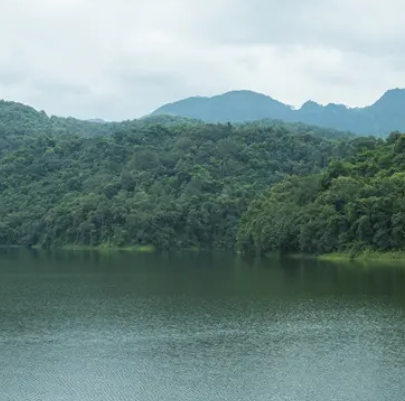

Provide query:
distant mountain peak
left=212, top=90, right=291, bottom=106
left=383, top=87, right=405, bottom=95
left=300, top=100, right=322, bottom=111
left=367, top=88, right=405, bottom=117
left=150, top=88, right=405, bottom=136
left=372, top=88, right=405, bottom=105
left=151, top=90, right=292, bottom=124
left=220, top=89, right=271, bottom=97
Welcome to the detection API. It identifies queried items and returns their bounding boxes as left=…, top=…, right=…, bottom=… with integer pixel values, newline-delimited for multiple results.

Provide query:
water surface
left=1, top=249, right=405, bottom=401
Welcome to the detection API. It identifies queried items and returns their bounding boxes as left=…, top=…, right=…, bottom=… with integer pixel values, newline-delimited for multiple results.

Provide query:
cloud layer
left=0, top=0, right=404, bottom=120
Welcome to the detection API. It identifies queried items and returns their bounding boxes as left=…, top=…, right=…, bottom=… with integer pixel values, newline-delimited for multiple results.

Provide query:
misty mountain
left=151, top=88, right=405, bottom=136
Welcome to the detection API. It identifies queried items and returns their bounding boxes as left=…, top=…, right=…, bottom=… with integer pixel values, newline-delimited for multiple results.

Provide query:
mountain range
left=151, top=88, right=405, bottom=136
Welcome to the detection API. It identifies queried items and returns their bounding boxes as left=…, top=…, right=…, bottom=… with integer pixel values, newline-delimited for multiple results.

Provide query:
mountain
left=150, top=89, right=405, bottom=136
left=151, top=90, right=293, bottom=123
left=0, top=100, right=117, bottom=136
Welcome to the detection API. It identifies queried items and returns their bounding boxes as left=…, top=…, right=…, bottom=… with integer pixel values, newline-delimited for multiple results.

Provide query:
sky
left=0, top=0, right=404, bottom=120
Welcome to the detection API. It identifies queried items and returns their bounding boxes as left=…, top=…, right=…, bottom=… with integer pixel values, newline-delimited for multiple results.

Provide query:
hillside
left=0, top=100, right=120, bottom=136
left=0, top=119, right=353, bottom=250
left=151, top=88, right=405, bottom=137
left=0, top=99, right=203, bottom=155
left=0, top=100, right=120, bottom=155
left=237, top=132, right=405, bottom=256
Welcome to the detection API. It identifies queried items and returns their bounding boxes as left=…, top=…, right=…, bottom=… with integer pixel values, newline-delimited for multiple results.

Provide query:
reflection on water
left=0, top=249, right=405, bottom=401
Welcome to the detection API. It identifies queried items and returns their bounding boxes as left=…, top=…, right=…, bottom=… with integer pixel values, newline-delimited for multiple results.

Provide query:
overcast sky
left=0, top=0, right=404, bottom=120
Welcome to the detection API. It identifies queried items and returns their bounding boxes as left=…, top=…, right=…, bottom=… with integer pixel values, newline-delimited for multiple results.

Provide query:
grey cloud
left=0, top=0, right=405, bottom=119
left=0, top=68, right=27, bottom=86
left=33, top=80, right=92, bottom=96
left=206, top=0, right=405, bottom=56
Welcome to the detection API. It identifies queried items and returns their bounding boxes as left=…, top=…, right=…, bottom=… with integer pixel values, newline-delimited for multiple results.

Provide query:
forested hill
left=0, top=99, right=202, bottom=155
left=237, top=132, right=405, bottom=256
left=0, top=119, right=353, bottom=250
left=0, top=100, right=117, bottom=155
left=151, top=88, right=405, bottom=137
left=0, top=99, right=119, bottom=136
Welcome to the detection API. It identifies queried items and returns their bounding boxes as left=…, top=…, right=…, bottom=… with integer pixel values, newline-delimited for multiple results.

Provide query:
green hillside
left=0, top=118, right=352, bottom=250
left=237, top=132, right=405, bottom=256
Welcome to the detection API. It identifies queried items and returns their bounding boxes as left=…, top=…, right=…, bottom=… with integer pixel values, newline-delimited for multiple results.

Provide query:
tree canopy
left=0, top=111, right=353, bottom=250
left=237, top=133, right=405, bottom=256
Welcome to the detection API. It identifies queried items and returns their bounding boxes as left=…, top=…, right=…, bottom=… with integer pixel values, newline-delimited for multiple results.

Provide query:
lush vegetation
left=238, top=132, right=405, bottom=257
left=0, top=107, right=353, bottom=250
left=0, top=99, right=192, bottom=155
left=152, top=88, right=405, bottom=136
left=5, top=97, right=405, bottom=257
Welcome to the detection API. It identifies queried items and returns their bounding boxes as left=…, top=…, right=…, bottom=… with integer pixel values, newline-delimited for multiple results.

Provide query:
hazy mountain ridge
left=2, top=88, right=404, bottom=138
left=151, top=88, right=405, bottom=136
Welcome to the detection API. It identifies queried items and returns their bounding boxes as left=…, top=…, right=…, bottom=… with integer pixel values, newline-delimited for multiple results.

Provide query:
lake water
left=1, top=249, right=405, bottom=401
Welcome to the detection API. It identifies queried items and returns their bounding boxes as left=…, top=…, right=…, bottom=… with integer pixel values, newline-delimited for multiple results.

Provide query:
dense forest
left=238, top=132, right=405, bottom=256
left=0, top=102, right=353, bottom=250
left=2, top=98, right=405, bottom=256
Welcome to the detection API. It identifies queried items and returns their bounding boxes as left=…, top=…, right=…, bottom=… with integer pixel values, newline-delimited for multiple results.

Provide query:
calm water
left=1, top=250, right=405, bottom=401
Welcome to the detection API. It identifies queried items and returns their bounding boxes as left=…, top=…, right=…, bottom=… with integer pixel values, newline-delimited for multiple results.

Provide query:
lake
left=1, top=249, right=405, bottom=401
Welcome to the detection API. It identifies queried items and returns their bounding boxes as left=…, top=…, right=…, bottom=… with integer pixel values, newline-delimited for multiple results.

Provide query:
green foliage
left=0, top=99, right=200, bottom=156
left=0, top=117, right=352, bottom=250
left=238, top=134, right=405, bottom=255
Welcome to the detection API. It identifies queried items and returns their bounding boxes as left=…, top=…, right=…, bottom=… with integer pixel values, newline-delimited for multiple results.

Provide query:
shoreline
left=58, top=244, right=157, bottom=252
left=3, top=245, right=405, bottom=263
left=270, top=251, right=405, bottom=263
left=316, top=251, right=405, bottom=262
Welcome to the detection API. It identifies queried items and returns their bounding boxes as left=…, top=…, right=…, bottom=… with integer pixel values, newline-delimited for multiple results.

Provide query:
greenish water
left=1, top=249, right=405, bottom=401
